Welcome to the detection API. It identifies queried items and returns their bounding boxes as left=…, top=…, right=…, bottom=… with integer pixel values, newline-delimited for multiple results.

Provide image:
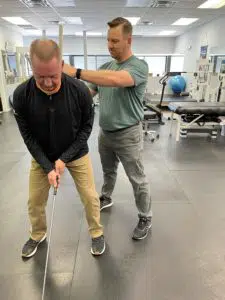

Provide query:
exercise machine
left=1, top=50, right=17, bottom=84
left=157, top=71, right=189, bottom=108
left=16, top=47, right=32, bottom=81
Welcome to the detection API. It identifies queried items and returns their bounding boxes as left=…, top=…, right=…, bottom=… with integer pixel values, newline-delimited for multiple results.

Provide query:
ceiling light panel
left=50, top=0, right=75, bottom=7
left=23, top=29, right=42, bottom=36
left=64, top=17, right=82, bottom=24
left=198, top=0, right=225, bottom=9
left=126, top=0, right=149, bottom=7
left=1, top=17, right=30, bottom=25
left=172, top=18, right=198, bottom=26
left=159, top=30, right=176, bottom=35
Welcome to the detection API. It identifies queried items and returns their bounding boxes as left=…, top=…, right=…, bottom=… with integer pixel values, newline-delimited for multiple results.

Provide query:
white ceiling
left=0, top=0, right=225, bottom=37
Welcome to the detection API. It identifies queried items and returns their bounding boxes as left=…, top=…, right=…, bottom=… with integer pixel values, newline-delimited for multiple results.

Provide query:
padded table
left=168, top=102, right=225, bottom=141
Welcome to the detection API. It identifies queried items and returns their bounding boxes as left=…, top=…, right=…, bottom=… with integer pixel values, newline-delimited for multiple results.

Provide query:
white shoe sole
left=100, top=202, right=113, bottom=211
left=22, top=234, right=47, bottom=258
left=91, top=241, right=106, bottom=256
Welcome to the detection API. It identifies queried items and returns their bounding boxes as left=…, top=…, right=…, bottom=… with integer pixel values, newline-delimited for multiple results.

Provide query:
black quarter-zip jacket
left=12, top=73, right=94, bottom=174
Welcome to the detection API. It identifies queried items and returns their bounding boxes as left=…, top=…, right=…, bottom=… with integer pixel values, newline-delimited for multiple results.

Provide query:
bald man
left=12, top=39, right=105, bottom=258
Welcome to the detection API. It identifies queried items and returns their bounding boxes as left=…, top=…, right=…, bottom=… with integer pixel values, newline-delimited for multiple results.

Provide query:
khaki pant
left=28, top=153, right=103, bottom=241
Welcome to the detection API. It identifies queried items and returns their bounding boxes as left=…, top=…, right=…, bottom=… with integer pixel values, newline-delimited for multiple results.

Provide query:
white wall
left=0, top=26, right=23, bottom=111
left=23, top=36, right=176, bottom=55
left=174, top=16, right=225, bottom=72
left=133, top=37, right=175, bottom=55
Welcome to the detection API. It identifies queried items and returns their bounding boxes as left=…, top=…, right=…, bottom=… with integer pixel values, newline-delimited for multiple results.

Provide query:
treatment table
left=168, top=102, right=225, bottom=141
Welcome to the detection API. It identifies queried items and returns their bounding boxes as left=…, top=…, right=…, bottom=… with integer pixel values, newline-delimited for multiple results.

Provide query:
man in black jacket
left=12, top=39, right=105, bottom=257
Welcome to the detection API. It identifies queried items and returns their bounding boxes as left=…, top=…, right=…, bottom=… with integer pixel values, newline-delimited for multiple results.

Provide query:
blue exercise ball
left=169, top=75, right=186, bottom=94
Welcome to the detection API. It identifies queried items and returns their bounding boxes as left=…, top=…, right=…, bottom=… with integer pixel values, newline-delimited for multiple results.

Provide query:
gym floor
left=1, top=108, right=225, bottom=300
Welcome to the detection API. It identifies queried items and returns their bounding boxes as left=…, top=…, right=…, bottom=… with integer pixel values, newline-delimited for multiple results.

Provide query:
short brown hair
left=107, top=17, right=133, bottom=35
left=30, top=39, right=61, bottom=62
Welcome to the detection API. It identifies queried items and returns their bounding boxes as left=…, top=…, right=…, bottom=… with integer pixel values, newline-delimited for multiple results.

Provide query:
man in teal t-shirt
left=91, top=56, right=148, bottom=132
left=63, top=17, right=152, bottom=240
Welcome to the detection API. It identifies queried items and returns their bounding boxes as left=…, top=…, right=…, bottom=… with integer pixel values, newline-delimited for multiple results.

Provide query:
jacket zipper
left=49, top=94, right=56, bottom=153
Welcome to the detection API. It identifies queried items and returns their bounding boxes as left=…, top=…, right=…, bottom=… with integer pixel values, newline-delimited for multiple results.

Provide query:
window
left=73, top=56, right=85, bottom=69
left=144, top=56, right=166, bottom=76
left=170, top=56, right=184, bottom=72
left=62, top=55, right=70, bottom=64
left=87, top=56, right=96, bottom=70
left=7, top=54, right=18, bottom=76
left=61, top=54, right=185, bottom=76
left=96, top=56, right=111, bottom=69
left=215, top=56, right=225, bottom=73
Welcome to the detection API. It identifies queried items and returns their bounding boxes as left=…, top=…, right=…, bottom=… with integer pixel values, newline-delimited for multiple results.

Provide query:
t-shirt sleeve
left=124, top=60, right=149, bottom=86
left=87, top=61, right=112, bottom=92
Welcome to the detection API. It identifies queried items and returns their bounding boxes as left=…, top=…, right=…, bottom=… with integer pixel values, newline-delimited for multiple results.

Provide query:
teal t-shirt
left=89, top=55, right=148, bottom=131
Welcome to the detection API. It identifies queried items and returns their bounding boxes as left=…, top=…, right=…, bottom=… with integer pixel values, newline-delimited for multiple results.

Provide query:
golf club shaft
left=41, top=187, right=58, bottom=300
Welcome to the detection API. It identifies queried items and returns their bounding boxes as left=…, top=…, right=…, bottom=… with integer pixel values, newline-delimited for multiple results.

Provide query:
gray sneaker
left=91, top=235, right=105, bottom=255
left=132, top=217, right=152, bottom=240
left=100, top=195, right=113, bottom=211
left=22, top=234, right=47, bottom=258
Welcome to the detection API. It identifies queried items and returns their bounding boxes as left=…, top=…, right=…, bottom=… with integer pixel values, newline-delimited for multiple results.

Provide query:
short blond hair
left=30, top=39, right=61, bottom=62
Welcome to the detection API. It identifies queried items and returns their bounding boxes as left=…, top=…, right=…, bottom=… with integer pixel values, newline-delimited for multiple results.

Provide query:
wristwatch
left=76, top=68, right=82, bottom=79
